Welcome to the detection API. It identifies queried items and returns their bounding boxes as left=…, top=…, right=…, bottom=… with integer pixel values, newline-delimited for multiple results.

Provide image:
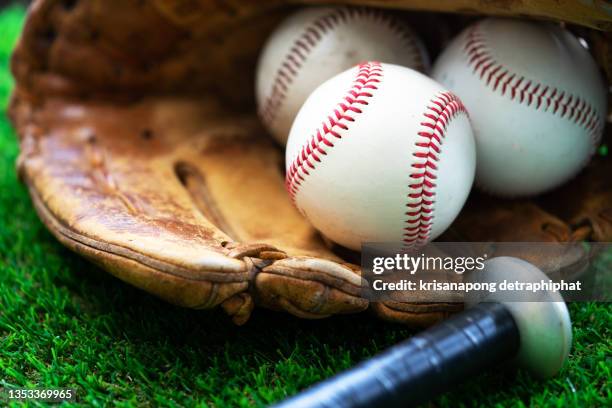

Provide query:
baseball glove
left=9, top=0, right=612, bottom=326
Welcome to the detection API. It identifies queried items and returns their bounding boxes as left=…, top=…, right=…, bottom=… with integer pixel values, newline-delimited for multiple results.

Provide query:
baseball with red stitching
left=285, top=62, right=476, bottom=250
left=432, top=18, right=607, bottom=196
left=256, top=6, right=429, bottom=146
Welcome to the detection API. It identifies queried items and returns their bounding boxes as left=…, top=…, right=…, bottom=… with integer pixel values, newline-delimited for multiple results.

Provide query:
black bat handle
left=272, top=303, right=520, bottom=408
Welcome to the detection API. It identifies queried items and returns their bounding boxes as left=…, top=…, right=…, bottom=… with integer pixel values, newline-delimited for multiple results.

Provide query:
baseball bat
left=272, top=257, right=572, bottom=408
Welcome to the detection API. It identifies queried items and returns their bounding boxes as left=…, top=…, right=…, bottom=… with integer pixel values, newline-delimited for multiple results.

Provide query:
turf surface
left=0, top=4, right=610, bottom=407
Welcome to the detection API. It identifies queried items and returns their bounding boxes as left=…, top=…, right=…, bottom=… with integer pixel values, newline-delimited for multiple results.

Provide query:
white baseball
left=256, top=6, right=429, bottom=146
left=432, top=18, right=607, bottom=196
left=285, top=62, right=476, bottom=250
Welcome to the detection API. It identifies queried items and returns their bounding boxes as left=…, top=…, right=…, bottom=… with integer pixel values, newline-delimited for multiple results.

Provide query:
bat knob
left=467, top=256, right=572, bottom=378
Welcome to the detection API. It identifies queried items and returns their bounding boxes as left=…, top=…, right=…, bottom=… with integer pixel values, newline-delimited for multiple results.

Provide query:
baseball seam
left=260, top=7, right=424, bottom=129
left=285, top=61, right=382, bottom=201
left=404, top=92, right=468, bottom=246
left=464, top=23, right=603, bottom=147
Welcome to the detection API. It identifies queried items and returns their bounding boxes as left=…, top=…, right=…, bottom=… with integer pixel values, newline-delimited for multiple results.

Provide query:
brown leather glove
left=9, top=0, right=611, bottom=326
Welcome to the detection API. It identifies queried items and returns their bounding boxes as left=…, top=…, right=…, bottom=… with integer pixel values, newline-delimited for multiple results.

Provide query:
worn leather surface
left=9, top=0, right=611, bottom=326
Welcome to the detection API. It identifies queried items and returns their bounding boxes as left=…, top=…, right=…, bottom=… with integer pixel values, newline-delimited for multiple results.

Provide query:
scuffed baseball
left=432, top=18, right=607, bottom=196
left=256, top=6, right=429, bottom=146
left=285, top=62, right=475, bottom=250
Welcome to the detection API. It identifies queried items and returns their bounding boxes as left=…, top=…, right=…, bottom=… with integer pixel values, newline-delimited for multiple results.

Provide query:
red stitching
left=463, top=23, right=603, bottom=146
left=285, top=62, right=382, bottom=201
left=260, top=7, right=424, bottom=129
left=404, top=92, right=468, bottom=246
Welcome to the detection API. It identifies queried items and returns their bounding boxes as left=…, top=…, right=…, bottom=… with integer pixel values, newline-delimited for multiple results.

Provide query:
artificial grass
left=0, top=4, right=610, bottom=407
